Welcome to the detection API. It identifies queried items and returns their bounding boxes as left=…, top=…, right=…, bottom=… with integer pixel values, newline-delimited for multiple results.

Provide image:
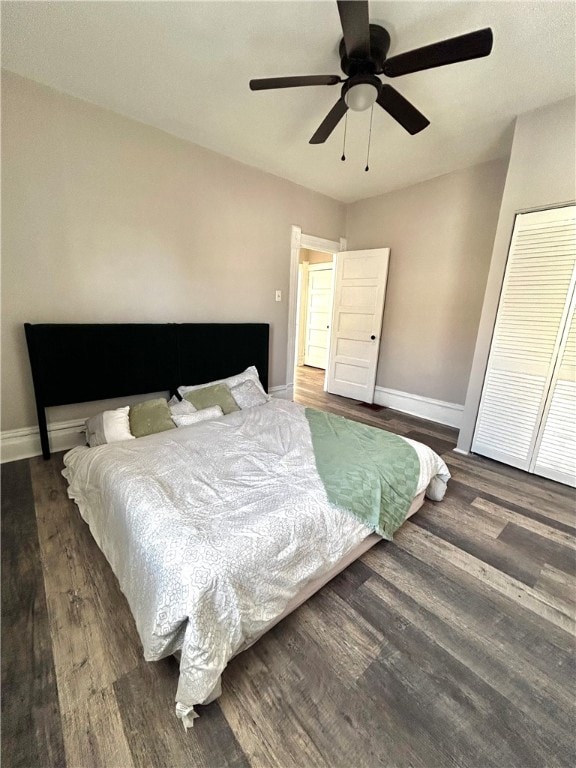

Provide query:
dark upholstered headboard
left=24, top=323, right=270, bottom=459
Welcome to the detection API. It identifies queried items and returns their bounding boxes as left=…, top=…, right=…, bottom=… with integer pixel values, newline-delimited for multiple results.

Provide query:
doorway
left=287, top=228, right=343, bottom=400
left=288, top=228, right=390, bottom=405
left=298, top=258, right=334, bottom=365
left=294, top=249, right=337, bottom=400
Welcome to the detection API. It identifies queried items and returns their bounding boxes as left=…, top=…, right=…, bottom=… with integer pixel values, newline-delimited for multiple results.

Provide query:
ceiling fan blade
left=377, top=85, right=430, bottom=135
left=309, top=98, right=349, bottom=144
left=383, top=28, right=493, bottom=78
left=250, top=75, right=341, bottom=90
left=337, top=0, right=370, bottom=59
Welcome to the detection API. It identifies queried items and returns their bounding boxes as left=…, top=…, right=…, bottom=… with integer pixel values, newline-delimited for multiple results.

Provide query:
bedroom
left=1, top=1, right=575, bottom=766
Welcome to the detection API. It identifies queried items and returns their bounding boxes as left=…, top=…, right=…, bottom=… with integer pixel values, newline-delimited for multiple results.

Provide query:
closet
left=472, top=205, right=576, bottom=487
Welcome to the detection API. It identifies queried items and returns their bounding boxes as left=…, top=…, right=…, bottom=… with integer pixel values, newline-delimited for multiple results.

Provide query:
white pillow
left=168, top=394, right=197, bottom=416
left=230, top=379, right=269, bottom=409
left=172, top=406, right=224, bottom=427
left=178, top=366, right=269, bottom=401
left=85, top=406, right=135, bottom=447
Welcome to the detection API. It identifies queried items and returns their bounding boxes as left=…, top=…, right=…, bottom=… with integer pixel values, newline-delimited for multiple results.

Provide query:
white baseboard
left=1, top=419, right=86, bottom=463
left=2, top=388, right=294, bottom=464
left=271, top=381, right=461, bottom=427
left=1, top=384, right=459, bottom=463
left=269, top=384, right=293, bottom=400
left=374, top=386, right=463, bottom=429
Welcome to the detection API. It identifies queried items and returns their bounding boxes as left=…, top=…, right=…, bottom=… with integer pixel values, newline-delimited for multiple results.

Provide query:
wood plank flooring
left=2, top=364, right=575, bottom=768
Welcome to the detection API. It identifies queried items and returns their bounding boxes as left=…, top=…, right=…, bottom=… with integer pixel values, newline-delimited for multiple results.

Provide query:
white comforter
left=62, top=399, right=450, bottom=725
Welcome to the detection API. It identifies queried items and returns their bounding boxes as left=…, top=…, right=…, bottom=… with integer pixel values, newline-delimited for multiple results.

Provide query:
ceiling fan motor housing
left=339, top=24, right=391, bottom=76
left=342, top=73, right=382, bottom=109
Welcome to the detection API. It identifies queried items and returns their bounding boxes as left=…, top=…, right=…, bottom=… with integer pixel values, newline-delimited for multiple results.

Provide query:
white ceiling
left=2, top=1, right=575, bottom=203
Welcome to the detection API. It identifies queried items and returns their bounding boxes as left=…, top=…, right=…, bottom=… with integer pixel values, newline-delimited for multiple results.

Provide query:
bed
left=25, top=322, right=450, bottom=727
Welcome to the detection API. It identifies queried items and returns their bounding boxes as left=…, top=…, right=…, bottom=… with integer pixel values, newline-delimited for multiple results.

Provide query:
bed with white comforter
left=62, top=399, right=450, bottom=726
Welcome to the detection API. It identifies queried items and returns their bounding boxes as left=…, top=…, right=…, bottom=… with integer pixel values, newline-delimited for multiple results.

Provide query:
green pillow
left=129, top=398, right=176, bottom=438
left=184, top=383, right=240, bottom=415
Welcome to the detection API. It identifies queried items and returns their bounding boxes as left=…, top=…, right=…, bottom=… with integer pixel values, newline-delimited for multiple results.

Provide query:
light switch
left=275, top=290, right=282, bottom=302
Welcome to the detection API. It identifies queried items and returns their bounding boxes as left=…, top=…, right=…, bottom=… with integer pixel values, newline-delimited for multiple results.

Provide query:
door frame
left=287, top=226, right=346, bottom=395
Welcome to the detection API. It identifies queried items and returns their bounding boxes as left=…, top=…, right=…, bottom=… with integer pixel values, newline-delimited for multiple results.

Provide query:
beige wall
left=300, top=248, right=334, bottom=265
left=7, top=70, right=564, bottom=440
left=1, top=72, right=344, bottom=431
left=458, top=97, right=576, bottom=452
left=345, top=158, right=508, bottom=405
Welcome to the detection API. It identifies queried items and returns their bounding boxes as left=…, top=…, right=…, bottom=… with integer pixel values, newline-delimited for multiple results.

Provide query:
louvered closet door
left=472, top=206, right=576, bottom=472
left=532, top=298, right=576, bottom=486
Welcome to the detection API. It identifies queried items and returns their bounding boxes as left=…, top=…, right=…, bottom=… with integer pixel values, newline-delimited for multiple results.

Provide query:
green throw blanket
left=305, top=408, right=420, bottom=540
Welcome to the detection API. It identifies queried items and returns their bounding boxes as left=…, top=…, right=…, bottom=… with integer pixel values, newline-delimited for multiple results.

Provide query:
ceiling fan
left=249, top=0, right=493, bottom=144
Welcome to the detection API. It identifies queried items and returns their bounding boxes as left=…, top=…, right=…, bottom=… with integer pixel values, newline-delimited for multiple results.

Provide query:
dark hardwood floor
left=2, top=365, right=575, bottom=767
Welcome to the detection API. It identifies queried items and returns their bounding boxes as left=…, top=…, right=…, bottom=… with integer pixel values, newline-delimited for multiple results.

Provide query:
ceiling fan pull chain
left=365, top=104, right=374, bottom=172
left=341, top=112, right=348, bottom=161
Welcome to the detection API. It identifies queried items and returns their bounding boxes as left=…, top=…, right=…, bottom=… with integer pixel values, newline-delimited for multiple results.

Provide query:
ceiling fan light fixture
left=344, top=82, right=379, bottom=111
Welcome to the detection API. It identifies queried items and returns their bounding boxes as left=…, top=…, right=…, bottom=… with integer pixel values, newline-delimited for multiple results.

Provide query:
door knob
left=370, top=335, right=376, bottom=340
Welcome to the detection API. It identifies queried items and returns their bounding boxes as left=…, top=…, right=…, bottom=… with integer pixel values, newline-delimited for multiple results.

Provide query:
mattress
left=62, top=399, right=450, bottom=726
left=235, top=490, right=426, bottom=655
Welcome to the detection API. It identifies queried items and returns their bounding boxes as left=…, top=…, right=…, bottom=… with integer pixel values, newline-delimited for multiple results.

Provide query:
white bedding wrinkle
left=62, top=399, right=449, bottom=726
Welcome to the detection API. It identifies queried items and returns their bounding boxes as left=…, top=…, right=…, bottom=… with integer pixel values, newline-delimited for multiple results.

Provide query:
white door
left=472, top=206, right=576, bottom=472
left=304, top=264, right=333, bottom=369
left=531, top=294, right=576, bottom=486
left=326, top=248, right=390, bottom=402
